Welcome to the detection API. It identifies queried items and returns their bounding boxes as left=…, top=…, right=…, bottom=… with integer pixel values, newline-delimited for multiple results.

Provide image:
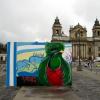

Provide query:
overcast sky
left=0, top=0, right=100, bottom=43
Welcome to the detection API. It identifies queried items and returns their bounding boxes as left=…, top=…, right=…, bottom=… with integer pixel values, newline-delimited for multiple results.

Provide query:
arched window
left=81, top=33, right=83, bottom=37
left=98, top=53, right=100, bottom=57
left=88, top=48, right=92, bottom=53
left=75, top=33, right=78, bottom=39
left=0, top=56, right=3, bottom=61
left=56, top=30, right=59, bottom=34
left=98, top=47, right=100, bottom=51
left=98, top=31, right=100, bottom=36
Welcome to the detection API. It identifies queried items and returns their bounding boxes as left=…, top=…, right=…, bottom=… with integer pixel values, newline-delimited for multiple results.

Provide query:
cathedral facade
left=51, top=17, right=100, bottom=61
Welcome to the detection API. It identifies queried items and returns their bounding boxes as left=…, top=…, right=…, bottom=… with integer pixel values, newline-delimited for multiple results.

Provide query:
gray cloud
left=0, top=0, right=100, bottom=43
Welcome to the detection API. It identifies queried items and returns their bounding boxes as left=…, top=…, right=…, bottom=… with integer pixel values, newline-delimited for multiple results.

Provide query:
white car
left=94, top=57, right=100, bottom=62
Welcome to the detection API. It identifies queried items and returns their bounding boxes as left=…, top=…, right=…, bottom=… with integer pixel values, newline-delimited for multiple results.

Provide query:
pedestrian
left=89, top=60, right=93, bottom=71
left=87, top=61, right=90, bottom=68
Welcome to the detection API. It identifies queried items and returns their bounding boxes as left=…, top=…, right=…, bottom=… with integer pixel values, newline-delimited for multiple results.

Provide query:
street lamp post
left=77, top=32, right=82, bottom=71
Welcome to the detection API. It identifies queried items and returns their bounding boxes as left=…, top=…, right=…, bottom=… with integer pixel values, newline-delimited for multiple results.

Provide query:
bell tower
left=92, top=18, right=100, bottom=59
left=92, top=18, right=100, bottom=38
left=52, top=17, right=62, bottom=36
left=51, top=17, right=68, bottom=42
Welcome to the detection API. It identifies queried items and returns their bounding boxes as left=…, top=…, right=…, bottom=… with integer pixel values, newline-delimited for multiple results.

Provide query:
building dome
left=94, top=18, right=100, bottom=26
left=54, top=17, right=61, bottom=24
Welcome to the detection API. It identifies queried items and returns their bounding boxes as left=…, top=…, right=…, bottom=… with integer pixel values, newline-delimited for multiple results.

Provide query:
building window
left=88, top=48, right=91, bottom=53
left=75, top=33, right=77, bottom=39
left=98, top=53, right=100, bottom=57
left=98, top=31, right=100, bottom=36
left=81, top=33, right=83, bottom=37
left=56, top=30, right=59, bottom=34
left=98, top=47, right=100, bottom=51
left=0, top=56, right=3, bottom=61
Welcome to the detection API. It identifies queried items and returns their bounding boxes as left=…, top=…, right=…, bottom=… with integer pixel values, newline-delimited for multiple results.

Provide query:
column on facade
left=72, top=43, right=74, bottom=59
left=77, top=43, right=79, bottom=59
left=78, top=43, right=80, bottom=59
left=75, top=44, right=76, bottom=59
left=72, top=44, right=73, bottom=59
left=79, top=43, right=81, bottom=59
left=81, top=44, right=84, bottom=59
left=77, top=44, right=79, bottom=59
left=73, top=44, right=75, bottom=59
left=80, top=44, right=82, bottom=59
left=95, top=45, right=97, bottom=57
left=85, top=44, right=86, bottom=59
left=93, top=42, right=95, bottom=59
left=75, top=44, right=77, bottom=59
left=85, top=44, right=88, bottom=59
left=77, top=44, right=78, bottom=59
left=83, top=44, right=84, bottom=59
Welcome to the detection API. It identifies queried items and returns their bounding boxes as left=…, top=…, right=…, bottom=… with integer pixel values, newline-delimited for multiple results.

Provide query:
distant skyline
left=0, top=0, right=100, bottom=43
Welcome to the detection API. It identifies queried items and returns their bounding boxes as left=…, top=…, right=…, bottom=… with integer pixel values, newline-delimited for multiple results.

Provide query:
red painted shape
left=46, top=66, right=63, bottom=86
left=21, top=76, right=36, bottom=83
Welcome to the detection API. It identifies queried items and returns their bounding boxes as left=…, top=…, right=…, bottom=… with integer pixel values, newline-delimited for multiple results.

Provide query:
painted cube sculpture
left=6, top=42, right=72, bottom=87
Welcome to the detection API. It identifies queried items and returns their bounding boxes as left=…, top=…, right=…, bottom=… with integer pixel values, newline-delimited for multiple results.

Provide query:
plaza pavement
left=14, top=86, right=81, bottom=100
left=13, top=68, right=100, bottom=100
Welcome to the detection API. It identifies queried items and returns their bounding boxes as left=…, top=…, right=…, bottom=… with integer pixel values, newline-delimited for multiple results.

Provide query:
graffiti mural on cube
left=16, top=42, right=46, bottom=86
left=6, top=42, right=72, bottom=87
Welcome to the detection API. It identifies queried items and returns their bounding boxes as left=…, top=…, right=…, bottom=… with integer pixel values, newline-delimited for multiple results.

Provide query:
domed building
left=51, top=17, right=100, bottom=61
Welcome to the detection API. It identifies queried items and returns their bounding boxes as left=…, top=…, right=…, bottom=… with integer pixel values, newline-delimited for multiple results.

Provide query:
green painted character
left=38, top=42, right=72, bottom=86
